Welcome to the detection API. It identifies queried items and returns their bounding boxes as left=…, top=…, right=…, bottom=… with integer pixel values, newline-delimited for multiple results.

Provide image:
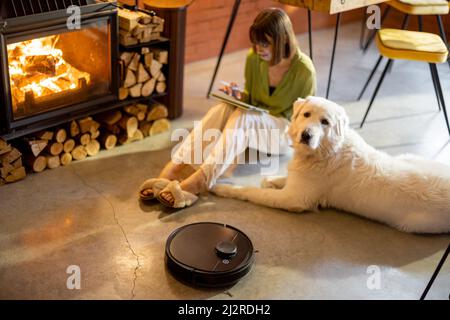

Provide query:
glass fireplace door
left=6, top=19, right=112, bottom=120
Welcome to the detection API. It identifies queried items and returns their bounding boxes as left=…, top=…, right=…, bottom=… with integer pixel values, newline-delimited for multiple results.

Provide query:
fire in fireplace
left=0, top=0, right=119, bottom=139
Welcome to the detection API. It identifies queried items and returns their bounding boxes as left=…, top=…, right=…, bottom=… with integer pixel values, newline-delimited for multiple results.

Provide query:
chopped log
left=136, top=103, right=148, bottom=114
left=147, top=104, right=168, bottom=121
left=0, top=148, right=21, bottom=165
left=132, top=23, right=146, bottom=38
left=91, top=130, right=100, bottom=140
left=78, top=133, right=91, bottom=146
left=136, top=63, right=150, bottom=83
left=118, top=115, right=138, bottom=138
left=119, top=31, right=138, bottom=46
left=12, top=157, right=22, bottom=170
left=128, top=53, right=141, bottom=72
left=144, top=52, right=153, bottom=68
left=140, top=28, right=153, bottom=43
left=0, top=163, right=14, bottom=178
left=157, top=72, right=166, bottom=82
left=55, top=128, right=67, bottom=143
left=149, top=32, right=161, bottom=41
left=124, top=105, right=146, bottom=121
left=71, top=146, right=88, bottom=161
left=149, top=59, right=162, bottom=78
left=78, top=117, right=93, bottom=134
left=24, top=154, right=46, bottom=173
left=139, top=121, right=152, bottom=137
left=0, top=144, right=12, bottom=156
left=124, top=68, right=137, bottom=88
left=119, top=87, right=129, bottom=100
left=86, top=140, right=100, bottom=157
left=150, top=118, right=171, bottom=136
left=139, top=15, right=152, bottom=25
left=70, top=120, right=80, bottom=137
left=89, top=121, right=100, bottom=134
left=44, top=142, right=63, bottom=156
left=120, top=52, right=134, bottom=66
left=46, top=155, right=60, bottom=169
left=26, top=139, right=48, bottom=157
left=129, top=83, right=143, bottom=98
left=35, top=130, right=54, bottom=140
left=156, top=81, right=166, bottom=94
left=0, top=138, right=7, bottom=151
left=96, top=110, right=122, bottom=126
left=141, top=78, right=156, bottom=97
left=153, top=49, right=168, bottom=64
left=5, top=166, right=26, bottom=182
left=118, top=9, right=141, bottom=31
left=99, top=133, right=117, bottom=150
left=63, top=139, right=75, bottom=153
left=119, top=129, right=144, bottom=145
left=60, top=153, right=72, bottom=166
left=153, top=16, right=164, bottom=25
left=141, top=47, right=150, bottom=55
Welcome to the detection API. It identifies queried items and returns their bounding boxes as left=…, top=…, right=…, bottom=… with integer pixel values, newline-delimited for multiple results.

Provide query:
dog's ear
left=291, top=97, right=307, bottom=121
left=335, top=107, right=349, bottom=137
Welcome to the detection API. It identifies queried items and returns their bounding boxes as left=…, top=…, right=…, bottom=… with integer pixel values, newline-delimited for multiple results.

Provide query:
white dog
left=211, top=96, right=450, bottom=233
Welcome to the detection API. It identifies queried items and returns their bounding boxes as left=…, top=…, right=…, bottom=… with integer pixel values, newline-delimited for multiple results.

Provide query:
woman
left=140, top=8, right=316, bottom=208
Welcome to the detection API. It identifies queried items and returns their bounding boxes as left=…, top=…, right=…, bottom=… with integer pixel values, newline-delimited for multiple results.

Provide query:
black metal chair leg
left=206, top=0, right=242, bottom=98
left=358, top=55, right=383, bottom=100
left=308, top=9, right=313, bottom=61
left=362, top=6, right=391, bottom=53
left=420, top=243, right=450, bottom=300
left=401, top=14, right=410, bottom=29
left=359, top=11, right=367, bottom=50
left=429, top=63, right=442, bottom=111
left=326, top=13, right=341, bottom=99
left=360, top=59, right=393, bottom=128
left=436, top=16, right=450, bottom=68
left=430, top=63, right=450, bottom=136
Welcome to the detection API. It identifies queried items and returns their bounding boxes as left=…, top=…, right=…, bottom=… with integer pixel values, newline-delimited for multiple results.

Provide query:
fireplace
left=0, top=0, right=119, bottom=139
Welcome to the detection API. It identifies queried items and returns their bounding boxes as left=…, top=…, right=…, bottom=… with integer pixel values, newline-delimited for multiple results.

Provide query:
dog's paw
left=261, top=177, right=277, bottom=189
left=210, top=184, right=241, bottom=198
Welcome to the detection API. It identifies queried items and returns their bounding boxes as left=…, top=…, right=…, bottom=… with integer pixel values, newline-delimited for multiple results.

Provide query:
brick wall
left=122, top=0, right=450, bottom=64
left=185, top=0, right=365, bottom=63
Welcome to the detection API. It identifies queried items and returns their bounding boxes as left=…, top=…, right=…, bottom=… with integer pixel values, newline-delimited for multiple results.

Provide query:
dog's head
left=288, top=96, right=349, bottom=158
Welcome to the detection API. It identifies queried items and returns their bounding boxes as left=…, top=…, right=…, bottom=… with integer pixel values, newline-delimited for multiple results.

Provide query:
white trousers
left=171, top=103, right=291, bottom=189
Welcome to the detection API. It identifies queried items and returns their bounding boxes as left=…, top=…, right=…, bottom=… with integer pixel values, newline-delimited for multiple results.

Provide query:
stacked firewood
left=1, top=102, right=171, bottom=181
left=94, top=102, right=171, bottom=144
left=119, top=47, right=168, bottom=100
left=18, top=119, right=103, bottom=173
left=0, top=138, right=26, bottom=184
left=118, top=8, right=164, bottom=46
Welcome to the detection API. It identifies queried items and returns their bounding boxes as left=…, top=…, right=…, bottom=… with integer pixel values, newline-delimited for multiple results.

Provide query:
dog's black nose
left=301, top=130, right=312, bottom=144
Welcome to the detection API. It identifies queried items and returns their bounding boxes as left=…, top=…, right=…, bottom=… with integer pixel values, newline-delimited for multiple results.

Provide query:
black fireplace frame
left=0, top=1, right=120, bottom=140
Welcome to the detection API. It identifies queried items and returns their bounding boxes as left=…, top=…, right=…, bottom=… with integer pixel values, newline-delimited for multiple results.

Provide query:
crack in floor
left=71, top=167, right=141, bottom=299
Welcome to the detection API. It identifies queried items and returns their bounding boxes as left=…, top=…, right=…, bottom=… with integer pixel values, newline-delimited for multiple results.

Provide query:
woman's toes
left=142, top=189, right=152, bottom=196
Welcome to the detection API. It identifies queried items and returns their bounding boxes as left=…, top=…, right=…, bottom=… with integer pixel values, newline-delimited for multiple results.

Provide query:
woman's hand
left=220, top=82, right=242, bottom=100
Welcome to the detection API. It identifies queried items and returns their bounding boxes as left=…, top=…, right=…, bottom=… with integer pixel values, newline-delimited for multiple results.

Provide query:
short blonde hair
left=249, top=8, right=298, bottom=65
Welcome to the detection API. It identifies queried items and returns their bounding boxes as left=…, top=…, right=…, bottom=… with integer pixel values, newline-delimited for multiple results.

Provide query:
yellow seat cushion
left=376, top=28, right=448, bottom=63
left=388, top=0, right=450, bottom=15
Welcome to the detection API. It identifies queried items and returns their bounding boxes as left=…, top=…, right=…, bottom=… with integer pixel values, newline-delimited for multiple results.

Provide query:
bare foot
left=158, top=169, right=207, bottom=206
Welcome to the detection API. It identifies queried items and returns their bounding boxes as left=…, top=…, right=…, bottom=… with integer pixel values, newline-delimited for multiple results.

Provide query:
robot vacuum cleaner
left=165, top=222, right=255, bottom=288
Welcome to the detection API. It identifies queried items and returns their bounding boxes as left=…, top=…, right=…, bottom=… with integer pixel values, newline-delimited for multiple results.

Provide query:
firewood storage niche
left=7, top=20, right=111, bottom=120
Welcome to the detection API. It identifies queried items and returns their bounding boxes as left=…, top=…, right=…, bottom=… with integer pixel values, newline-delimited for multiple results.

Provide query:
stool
left=361, top=0, right=450, bottom=69
left=357, top=28, right=450, bottom=135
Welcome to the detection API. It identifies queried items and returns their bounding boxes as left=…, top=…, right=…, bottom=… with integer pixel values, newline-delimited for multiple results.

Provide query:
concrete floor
left=1, top=22, right=449, bottom=300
